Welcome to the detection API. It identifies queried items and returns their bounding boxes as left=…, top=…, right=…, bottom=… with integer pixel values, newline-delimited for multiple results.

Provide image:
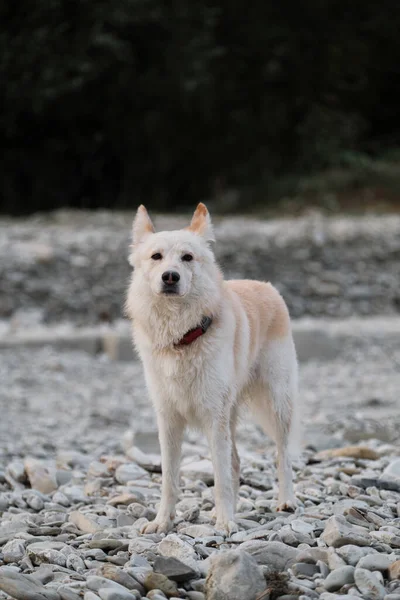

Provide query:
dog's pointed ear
left=132, top=205, right=155, bottom=245
left=187, top=203, right=215, bottom=242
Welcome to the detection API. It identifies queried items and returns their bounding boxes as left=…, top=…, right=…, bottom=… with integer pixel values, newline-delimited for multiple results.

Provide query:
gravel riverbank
left=0, top=334, right=399, bottom=599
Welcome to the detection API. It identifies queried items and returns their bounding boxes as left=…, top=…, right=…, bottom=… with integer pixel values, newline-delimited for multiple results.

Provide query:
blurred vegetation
left=1, top=0, right=400, bottom=214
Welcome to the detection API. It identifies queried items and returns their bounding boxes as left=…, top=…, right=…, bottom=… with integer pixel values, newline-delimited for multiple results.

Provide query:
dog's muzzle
left=161, top=270, right=180, bottom=295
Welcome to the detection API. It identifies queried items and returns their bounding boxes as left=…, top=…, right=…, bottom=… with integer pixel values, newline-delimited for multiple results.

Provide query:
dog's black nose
left=162, top=271, right=180, bottom=285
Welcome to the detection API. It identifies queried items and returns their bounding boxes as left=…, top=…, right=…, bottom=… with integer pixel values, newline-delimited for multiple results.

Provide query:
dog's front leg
left=208, top=412, right=239, bottom=536
left=141, top=410, right=184, bottom=534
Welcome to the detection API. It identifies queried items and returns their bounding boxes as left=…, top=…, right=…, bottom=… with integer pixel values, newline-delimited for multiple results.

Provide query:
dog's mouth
left=161, top=285, right=180, bottom=295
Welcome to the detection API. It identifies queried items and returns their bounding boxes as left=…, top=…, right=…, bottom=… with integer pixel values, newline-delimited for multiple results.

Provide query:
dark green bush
left=1, top=0, right=400, bottom=214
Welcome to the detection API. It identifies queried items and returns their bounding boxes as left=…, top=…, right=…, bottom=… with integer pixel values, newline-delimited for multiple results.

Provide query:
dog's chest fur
left=140, top=339, right=232, bottom=426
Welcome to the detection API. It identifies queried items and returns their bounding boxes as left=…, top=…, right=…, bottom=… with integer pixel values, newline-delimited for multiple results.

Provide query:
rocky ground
left=1, top=210, right=400, bottom=323
left=0, top=334, right=399, bottom=600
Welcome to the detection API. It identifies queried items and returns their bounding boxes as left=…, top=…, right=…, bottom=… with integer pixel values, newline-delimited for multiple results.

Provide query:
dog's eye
left=182, top=254, right=193, bottom=262
left=151, top=253, right=162, bottom=260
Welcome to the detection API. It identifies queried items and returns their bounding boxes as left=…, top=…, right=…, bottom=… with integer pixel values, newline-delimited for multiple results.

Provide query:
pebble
left=153, top=556, right=198, bottom=582
left=321, top=515, right=370, bottom=547
left=180, top=460, right=214, bottom=485
left=206, top=549, right=265, bottom=600
left=354, top=567, right=386, bottom=600
left=69, top=511, right=113, bottom=534
left=357, top=553, right=397, bottom=571
left=158, top=534, right=199, bottom=572
left=27, top=541, right=68, bottom=567
left=324, top=566, right=355, bottom=592
left=336, top=544, right=377, bottom=566
left=388, top=559, right=400, bottom=581
left=98, top=589, right=138, bottom=600
left=25, top=458, right=58, bottom=494
left=114, top=463, right=149, bottom=484
left=240, top=540, right=297, bottom=570
left=144, top=572, right=179, bottom=597
left=2, top=539, right=26, bottom=563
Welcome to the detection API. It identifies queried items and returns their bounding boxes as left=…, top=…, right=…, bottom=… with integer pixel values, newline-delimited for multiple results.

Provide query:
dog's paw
left=215, top=519, right=239, bottom=537
left=277, top=500, right=296, bottom=513
left=140, top=519, right=173, bottom=534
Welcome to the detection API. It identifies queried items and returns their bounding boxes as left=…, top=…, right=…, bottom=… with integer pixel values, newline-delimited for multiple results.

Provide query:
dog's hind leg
left=253, top=336, right=299, bottom=511
left=141, top=410, right=184, bottom=534
left=230, top=408, right=240, bottom=510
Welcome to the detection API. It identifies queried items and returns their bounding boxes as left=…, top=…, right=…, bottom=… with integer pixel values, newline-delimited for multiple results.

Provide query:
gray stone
left=354, top=567, right=386, bottom=600
left=240, top=540, right=297, bottom=570
left=384, top=459, right=400, bottom=478
left=66, top=553, right=86, bottom=572
left=87, top=577, right=138, bottom=597
left=153, top=556, right=198, bottom=582
left=158, top=534, right=199, bottom=572
left=0, top=566, right=61, bottom=600
left=187, top=593, right=205, bottom=600
left=144, top=572, right=180, bottom=597
left=128, top=537, right=159, bottom=556
left=114, top=463, right=149, bottom=484
left=336, top=544, right=377, bottom=566
left=58, top=588, right=82, bottom=600
left=98, top=564, right=143, bottom=592
left=7, top=461, right=26, bottom=483
left=321, top=515, right=370, bottom=547
left=126, top=446, right=161, bottom=472
left=179, top=524, right=217, bottom=538
left=388, top=559, right=400, bottom=581
left=27, top=541, right=68, bottom=567
left=358, top=553, right=397, bottom=571
left=98, top=589, right=138, bottom=600
left=206, top=549, right=266, bottom=600
left=24, top=458, right=58, bottom=494
left=292, top=563, right=320, bottom=578
left=2, top=539, right=26, bottom=563
left=69, top=510, right=113, bottom=533
left=324, top=566, right=355, bottom=592
left=180, top=460, right=214, bottom=485
left=290, top=519, right=314, bottom=535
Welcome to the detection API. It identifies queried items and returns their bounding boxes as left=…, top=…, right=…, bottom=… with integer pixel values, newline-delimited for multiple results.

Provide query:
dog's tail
left=288, top=379, right=303, bottom=461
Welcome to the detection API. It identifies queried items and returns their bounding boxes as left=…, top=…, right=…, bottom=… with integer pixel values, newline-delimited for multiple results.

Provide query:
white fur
left=126, top=205, right=299, bottom=535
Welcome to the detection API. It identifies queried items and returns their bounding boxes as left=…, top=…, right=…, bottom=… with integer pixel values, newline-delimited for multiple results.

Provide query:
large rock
left=205, top=549, right=265, bottom=600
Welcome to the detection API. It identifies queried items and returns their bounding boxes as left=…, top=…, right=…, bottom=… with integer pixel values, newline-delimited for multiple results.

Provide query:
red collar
left=176, top=316, right=213, bottom=346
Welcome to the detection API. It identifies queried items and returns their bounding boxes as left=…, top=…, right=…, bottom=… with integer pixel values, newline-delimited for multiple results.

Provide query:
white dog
left=126, top=203, right=299, bottom=535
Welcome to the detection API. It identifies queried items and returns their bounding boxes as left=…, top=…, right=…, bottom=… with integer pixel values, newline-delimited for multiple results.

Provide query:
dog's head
left=129, top=203, right=217, bottom=299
